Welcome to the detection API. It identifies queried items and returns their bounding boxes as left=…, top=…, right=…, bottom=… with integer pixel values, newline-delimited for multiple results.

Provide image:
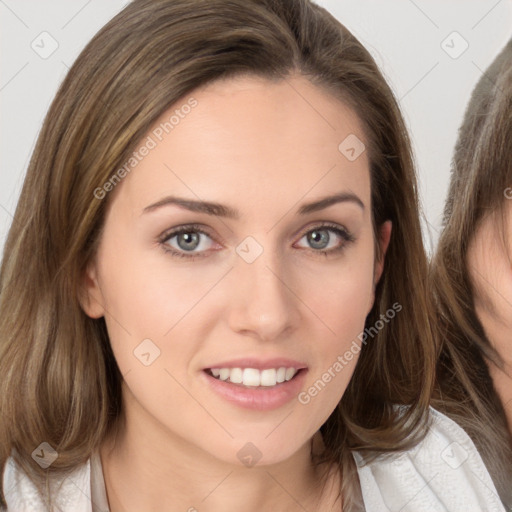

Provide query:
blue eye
left=296, top=224, right=355, bottom=254
left=159, top=224, right=215, bottom=260
left=158, top=222, right=355, bottom=260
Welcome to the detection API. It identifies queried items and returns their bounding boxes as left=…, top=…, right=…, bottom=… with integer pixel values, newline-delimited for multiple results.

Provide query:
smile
left=207, top=367, right=299, bottom=388
left=202, top=368, right=307, bottom=410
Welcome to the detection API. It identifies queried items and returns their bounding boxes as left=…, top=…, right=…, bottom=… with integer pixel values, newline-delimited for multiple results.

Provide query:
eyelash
left=157, top=222, right=356, bottom=261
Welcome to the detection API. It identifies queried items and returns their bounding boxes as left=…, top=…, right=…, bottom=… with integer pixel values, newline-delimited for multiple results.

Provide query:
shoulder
left=353, top=406, right=506, bottom=512
left=2, top=454, right=93, bottom=511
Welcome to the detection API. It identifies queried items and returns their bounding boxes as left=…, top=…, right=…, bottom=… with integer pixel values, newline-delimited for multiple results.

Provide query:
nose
left=226, top=242, right=301, bottom=342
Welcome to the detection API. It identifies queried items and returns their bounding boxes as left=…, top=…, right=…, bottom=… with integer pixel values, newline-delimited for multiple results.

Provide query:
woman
left=0, top=0, right=504, bottom=510
left=431, top=37, right=512, bottom=508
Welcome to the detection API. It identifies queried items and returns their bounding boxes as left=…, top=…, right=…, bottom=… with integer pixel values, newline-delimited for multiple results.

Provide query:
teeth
left=285, top=367, right=296, bottom=381
left=230, top=368, right=243, bottom=384
left=243, top=368, right=261, bottom=386
left=209, top=367, right=298, bottom=387
left=259, top=369, right=275, bottom=386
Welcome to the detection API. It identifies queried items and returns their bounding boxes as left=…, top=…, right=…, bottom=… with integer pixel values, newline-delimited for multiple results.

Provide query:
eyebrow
left=142, top=192, right=364, bottom=218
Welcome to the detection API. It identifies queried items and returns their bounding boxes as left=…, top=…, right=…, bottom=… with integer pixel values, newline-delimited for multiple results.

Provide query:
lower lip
left=201, top=369, right=308, bottom=411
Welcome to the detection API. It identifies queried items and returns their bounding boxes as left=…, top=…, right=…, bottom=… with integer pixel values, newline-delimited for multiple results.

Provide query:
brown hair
left=431, top=38, right=512, bottom=507
left=0, top=1, right=435, bottom=510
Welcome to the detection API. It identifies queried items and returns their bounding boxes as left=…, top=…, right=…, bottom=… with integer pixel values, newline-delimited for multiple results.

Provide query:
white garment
left=2, top=407, right=506, bottom=511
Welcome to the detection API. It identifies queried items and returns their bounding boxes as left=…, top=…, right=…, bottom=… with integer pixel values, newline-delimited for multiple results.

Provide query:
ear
left=374, top=220, right=392, bottom=286
left=367, top=220, right=392, bottom=314
left=78, top=259, right=106, bottom=319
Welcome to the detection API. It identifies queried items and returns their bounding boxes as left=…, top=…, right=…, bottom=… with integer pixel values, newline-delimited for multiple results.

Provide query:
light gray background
left=1, top=0, right=511, bottom=260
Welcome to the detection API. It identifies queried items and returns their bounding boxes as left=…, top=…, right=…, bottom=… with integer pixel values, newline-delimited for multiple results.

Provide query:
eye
left=295, top=223, right=355, bottom=256
left=158, top=224, right=218, bottom=260
left=158, top=222, right=355, bottom=261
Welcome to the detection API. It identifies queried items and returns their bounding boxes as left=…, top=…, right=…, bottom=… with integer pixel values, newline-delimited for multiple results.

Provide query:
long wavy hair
left=431, top=38, right=512, bottom=507
left=0, top=1, right=436, bottom=510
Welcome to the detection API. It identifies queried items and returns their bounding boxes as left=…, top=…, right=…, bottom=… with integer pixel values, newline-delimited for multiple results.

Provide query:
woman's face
left=82, top=74, right=391, bottom=466
left=468, top=206, right=512, bottom=368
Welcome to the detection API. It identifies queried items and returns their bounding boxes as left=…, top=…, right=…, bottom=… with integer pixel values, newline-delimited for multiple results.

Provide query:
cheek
left=96, top=237, right=232, bottom=384
left=98, top=228, right=218, bottom=331
left=315, top=270, right=373, bottom=365
left=469, top=242, right=512, bottom=353
left=296, top=282, right=372, bottom=427
left=296, top=243, right=376, bottom=397
left=305, top=247, right=375, bottom=339
left=469, top=229, right=512, bottom=320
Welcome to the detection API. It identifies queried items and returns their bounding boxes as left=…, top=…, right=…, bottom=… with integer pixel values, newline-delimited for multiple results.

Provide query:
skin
left=81, top=73, right=391, bottom=512
left=467, top=207, right=512, bottom=434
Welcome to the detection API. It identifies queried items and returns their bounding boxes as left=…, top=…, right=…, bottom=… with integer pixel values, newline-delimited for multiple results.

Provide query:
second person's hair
left=431, top=38, right=512, bottom=507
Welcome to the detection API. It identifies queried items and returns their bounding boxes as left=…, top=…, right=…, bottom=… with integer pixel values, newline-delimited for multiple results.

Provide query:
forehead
left=114, top=74, right=371, bottom=218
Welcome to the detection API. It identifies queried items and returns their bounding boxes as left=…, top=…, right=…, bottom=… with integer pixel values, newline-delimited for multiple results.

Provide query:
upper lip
left=204, top=357, right=308, bottom=371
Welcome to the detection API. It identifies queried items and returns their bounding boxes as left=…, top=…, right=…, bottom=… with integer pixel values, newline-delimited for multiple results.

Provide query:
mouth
left=202, top=365, right=309, bottom=410
left=203, top=367, right=305, bottom=389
